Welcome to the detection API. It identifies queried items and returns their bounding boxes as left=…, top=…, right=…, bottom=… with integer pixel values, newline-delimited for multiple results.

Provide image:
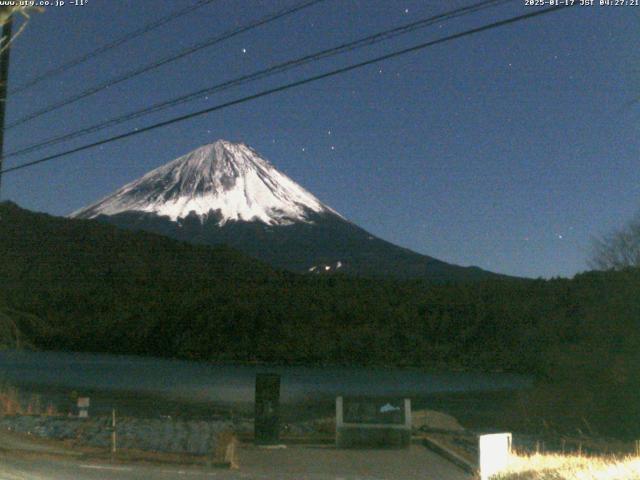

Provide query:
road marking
left=79, top=464, right=133, bottom=472
left=159, top=469, right=220, bottom=476
left=78, top=463, right=221, bottom=477
left=0, top=468, right=48, bottom=480
left=0, top=472, right=33, bottom=480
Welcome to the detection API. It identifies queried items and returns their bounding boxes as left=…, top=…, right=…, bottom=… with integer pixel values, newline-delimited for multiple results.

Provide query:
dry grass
left=495, top=452, right=640, bottom=479
left=0, top=386, right=22, bottom=415
left=412, top=409, right=465, bottom=432
left=211, top=430, right=239, bottom=469
left=0, top=383, right=57, bottom=416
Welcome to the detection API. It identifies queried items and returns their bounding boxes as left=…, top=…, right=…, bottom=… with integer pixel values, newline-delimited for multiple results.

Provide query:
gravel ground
left=0, top=414, right=329, bottom=455
left=0, top=415, right=242, bottom=454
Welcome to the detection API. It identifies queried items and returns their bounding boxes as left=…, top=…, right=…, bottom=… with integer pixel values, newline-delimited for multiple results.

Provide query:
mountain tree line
left=1, top=201, right=638, bottom=373
left=3, top=201, right=640, bottom=437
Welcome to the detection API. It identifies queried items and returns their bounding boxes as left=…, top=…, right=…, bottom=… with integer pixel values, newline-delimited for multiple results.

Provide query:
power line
left=10, top=0, right=219, bottom=95
left=4, top=0, right=513, bottom=160
left=0, top=4, right=573, bottom=177
left=4, top=0, right=325, bottom=130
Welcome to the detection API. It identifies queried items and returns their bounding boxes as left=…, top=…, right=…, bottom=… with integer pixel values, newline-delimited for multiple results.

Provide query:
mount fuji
left=72, top=140, right=496, bottom=281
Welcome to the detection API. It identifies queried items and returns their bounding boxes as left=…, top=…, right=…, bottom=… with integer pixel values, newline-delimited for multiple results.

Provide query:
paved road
left=237, top=444, right=471, bottom=479
left=0, top=455, right=232, bottom=480
left=0, top=445, right=470, bottom=480
left=0, top=430, right=79, bottom=457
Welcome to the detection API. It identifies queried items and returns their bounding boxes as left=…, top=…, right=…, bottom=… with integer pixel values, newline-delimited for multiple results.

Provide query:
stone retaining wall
left=0, top=414, right=327, bottom=454
left=0, top=415, right=251, bottom=455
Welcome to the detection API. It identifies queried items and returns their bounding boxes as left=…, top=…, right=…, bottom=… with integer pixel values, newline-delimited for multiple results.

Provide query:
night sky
left=1, top=0, right=638, bottom=278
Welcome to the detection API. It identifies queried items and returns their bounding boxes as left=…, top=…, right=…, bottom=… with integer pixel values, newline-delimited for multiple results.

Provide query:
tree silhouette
left=590, top=212, right=640, bottom=270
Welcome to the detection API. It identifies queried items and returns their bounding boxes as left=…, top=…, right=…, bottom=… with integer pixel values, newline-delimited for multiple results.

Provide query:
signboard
left=342, top=397, right=405, bottom=425
left=77, top=397, right=90, bottom=418
left=479, top=433, right=512, bottom=480
left=254, top=373, right=280, bottom=444
left=336, top=396, right=411, bottom=448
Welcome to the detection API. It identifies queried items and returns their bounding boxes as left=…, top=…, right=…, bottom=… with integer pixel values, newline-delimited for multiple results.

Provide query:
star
left=404, top=8, right=409, bottom=13
left=330, top=145, right=335, bottom=151
left=327, top=130, right=332, bottom=135
left=242, top=48, right=247, bottom=54
left=301, top=147, right=306, bottom=152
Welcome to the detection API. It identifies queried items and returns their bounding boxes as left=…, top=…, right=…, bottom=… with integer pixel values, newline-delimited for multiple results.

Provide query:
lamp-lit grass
left=495, top=452, right=640, bottom=479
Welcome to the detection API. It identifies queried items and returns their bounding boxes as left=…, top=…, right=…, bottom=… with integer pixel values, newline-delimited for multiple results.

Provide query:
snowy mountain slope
left=71, top=140, right=340, bottom=225
left=72, top=140, right=500, bottom=282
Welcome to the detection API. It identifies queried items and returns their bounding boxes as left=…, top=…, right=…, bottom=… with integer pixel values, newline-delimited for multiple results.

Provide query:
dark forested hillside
left=1, top=200, right=639, bottom=377
left=3, top=201, right=640, bottom=436
left=92, top=209, right=499, bottom=282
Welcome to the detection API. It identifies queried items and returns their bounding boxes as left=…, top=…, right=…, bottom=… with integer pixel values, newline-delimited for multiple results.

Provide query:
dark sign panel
left=254, top=373, right=280, bottom=444
left=342, top=397, right=405, bottom=425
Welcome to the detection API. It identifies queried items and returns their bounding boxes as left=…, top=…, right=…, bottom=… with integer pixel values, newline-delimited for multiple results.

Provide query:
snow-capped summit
left=71, top=140, right=339, bottom=225
left=71, top=139, right=499, bottom=282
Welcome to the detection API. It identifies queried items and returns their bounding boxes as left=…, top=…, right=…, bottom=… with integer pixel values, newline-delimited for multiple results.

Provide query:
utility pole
left=0, top=15, right=12, bottom=197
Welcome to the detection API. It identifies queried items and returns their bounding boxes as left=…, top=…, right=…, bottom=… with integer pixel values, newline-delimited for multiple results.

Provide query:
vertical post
left=335, top=396, right=343, bottom=448
left=254, top=373, right=280, bottom=445
left=0, top=15, right=12, bottom=196
left=111, top=408, right=117, bottom=455
left=479, top=433, right=512, bottom=480
left=403, top=398, right=412, bottom=429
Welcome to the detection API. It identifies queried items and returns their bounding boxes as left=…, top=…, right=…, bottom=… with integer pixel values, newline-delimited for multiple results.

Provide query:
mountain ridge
left=71, top=140, right=339, bottom=226
left=72, top=140, right=502, bottom=282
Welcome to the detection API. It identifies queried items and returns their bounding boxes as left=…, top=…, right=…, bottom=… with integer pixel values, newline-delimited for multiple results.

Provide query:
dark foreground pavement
left=0, top=444, right=471, bottom=480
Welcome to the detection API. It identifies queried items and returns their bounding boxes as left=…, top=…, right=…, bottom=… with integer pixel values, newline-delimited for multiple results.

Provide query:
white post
left=403, top=398, right=412, bottom=429
left=479, top=433, right=512, bottom=480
